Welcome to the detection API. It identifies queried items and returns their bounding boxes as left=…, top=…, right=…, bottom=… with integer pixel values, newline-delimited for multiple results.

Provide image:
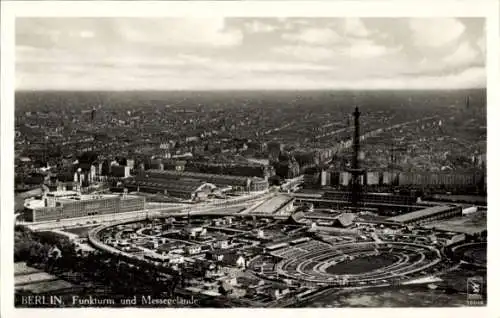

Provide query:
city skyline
left=16, top=17, right=486, bottom=91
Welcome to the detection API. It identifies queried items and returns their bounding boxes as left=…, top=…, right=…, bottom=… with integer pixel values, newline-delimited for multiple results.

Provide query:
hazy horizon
left=15, top=87, right=487, bottom=93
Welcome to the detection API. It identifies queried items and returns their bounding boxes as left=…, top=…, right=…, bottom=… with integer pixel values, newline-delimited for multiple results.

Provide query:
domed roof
left=333, top=213, right=356, bottom=227
left=287, top=211, right=305, bottom=224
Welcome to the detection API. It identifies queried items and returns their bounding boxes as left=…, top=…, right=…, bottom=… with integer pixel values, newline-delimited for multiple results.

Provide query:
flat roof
left=145, top=169, right=253, bottom=182
left=130, top=177, right=213, bottom=193
left=423, top=211, right=487, bottom=235
left=27, top=194, right=141, bottom=209
left=16, top=280, right=75, bottom=294
left=14, top=262, right=41, bottom=276
left=254, top=195, right=294, bottom=214
left=15, top=272, right=57, bottom=285
left=387, top=205, right=456, bottom=223
left=24, top=199, right=46, bottom=209
left=46, top=190, right=78, bottom=197
left=431, top=194, right=487, bottom=204
left=266, top=242, right=289, bottom=249
left=57, top=194, right=120, bottom=203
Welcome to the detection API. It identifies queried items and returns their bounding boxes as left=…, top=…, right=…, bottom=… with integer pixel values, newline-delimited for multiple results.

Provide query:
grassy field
left=303, top=261, right=487, bottom=308
left=307, top=285, right=476, bottom=307
left=325, top=254, right=399, bottom=275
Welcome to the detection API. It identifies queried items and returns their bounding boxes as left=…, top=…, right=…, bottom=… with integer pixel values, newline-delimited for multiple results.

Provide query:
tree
left=78, top=151, right=99, bottom=164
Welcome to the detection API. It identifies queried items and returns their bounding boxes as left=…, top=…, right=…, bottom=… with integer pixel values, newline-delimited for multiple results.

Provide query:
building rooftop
left=57, top=194, right=118, bottom=203
left=45, top=190, right=79, bottom=197
left=142, top=169, right=258, bottom=186
left=253, top=194, right=294, bottom=214
left=387, top=205, right=455, bottom=223
left=26, top=193, right=141, bottom=210
left=129, top=176, right=215, bottom=194
left=14, top=262, right=41, bottom=276
left=288, top=211, right=306, bottom=224
left=334, top=213, right=356, bottom=227
left=24, top=199, right=46, bottom=209
left=422, top=210, right=487, bottom=235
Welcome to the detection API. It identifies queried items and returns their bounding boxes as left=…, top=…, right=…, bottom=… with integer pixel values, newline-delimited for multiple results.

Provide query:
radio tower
left=347, top=106, right=364, bottom=213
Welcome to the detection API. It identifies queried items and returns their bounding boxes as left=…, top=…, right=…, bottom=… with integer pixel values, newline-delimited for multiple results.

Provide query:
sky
left=16, top=17, right=486, bottom=91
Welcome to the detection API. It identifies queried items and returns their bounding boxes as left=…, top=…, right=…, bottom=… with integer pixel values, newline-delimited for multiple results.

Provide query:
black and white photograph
left=0, top=0, right=497, bottom=316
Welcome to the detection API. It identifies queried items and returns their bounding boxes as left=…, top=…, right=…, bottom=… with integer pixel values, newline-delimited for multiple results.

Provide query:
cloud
left=476, top=35, right=486, bottom=56
left=177, top=54, right=212, bottom=65
left=272, top=45, right=334, bottom=62
left=343, top=39, right=401, bottom=59
left=17, top=18, right=243, bottom=50
left=15, top=18, right=485, bottom=91
left=115, top=18, right=243, bottom=48
left=409, top=18, right=466, bottom=48
left=274, top=39, right=400, bottom=62
left=244, top=20, right=277, bottom=33
left=282, top=27, right=343, bottom=45
left=16, top=45, right=189, bottom=69
left=211, top=60, right=335, bottom=73
left=17, top=67, right=485, bottom=91
left=343, top=18, right=370, bottom=37
left=168, top=53, right=335, bottom=73
left=79, top=30, right=95, bottom=39
left=280, top=18, right=372, bottom=45
left=442, top=41, right=478, bottom=67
